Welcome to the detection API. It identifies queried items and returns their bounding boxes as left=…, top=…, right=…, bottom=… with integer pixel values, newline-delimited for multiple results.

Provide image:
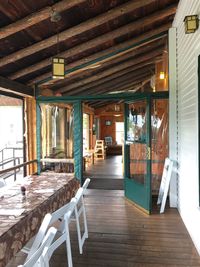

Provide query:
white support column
left=168, top=27, right=178, bottom=208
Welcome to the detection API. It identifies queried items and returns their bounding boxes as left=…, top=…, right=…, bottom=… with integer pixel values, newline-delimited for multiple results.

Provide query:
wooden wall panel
left=25, top=97, right=37, bottom=175
left=100, top=115, right=123, bottom=144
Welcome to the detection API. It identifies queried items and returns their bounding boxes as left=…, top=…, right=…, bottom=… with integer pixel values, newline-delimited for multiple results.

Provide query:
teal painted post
left=146, top=96, right=152, bottom=212
left=73, top=101, right=83, bottom=183
left=198, top=55, right=200, bottom=207
left=36, top=102, right=41, bottom=174
left=124, top=103, right=128, bottom=178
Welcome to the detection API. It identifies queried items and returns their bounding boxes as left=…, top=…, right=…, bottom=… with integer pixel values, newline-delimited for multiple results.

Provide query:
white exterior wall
left=171, top=0, right=200, bottom=254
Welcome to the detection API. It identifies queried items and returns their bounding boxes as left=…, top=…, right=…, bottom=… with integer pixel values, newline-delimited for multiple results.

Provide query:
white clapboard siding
left=171, top=0, right=200, bottom=255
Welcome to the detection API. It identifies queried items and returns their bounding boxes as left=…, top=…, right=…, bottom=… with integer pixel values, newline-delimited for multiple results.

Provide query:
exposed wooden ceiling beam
left=52, top=38, right=165, bottom=90
left=92, top=76, right=151, bottom=96
left=91, top=101, right=117, bottom=109
left=16, top=24, right=169, bottom=84
left=65, top=64, right=153, bottom=94
left=0, top=0, right=87, bottom=40
left=0, top=76, right=33, bottom=97
left=60, top=61, right=155, bottom=95
left=71, top=72, right=152, bottom=96
left=0, top=0, right=157, bottom=69
left=60, top=47, right=163, bottom=94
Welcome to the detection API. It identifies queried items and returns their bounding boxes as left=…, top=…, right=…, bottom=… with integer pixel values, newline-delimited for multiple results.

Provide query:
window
left=40, top=103, right=74, bottom=172
left=116, top=122, right=124, bottom=145
left=0, top=95, right=24, bottom=184
left=83, top=113, right=90, bottom=155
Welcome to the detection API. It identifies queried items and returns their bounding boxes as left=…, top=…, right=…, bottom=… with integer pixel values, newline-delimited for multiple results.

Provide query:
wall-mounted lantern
left=184, top=15, right=199, bottom=34
left=159, top=71, right=165, bottom=80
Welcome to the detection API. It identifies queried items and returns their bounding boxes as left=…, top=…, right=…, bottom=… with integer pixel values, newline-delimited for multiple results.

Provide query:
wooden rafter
left=60, top=61, right=154, bottom=95
left=63, top=65, right=154, bottom=96
left=59, top=47, right=163, bottom=94
left=0, top=76, right=33, bottom=97
left=52, top=37, right=165, bottom=90
left=89, top=77, right=151, bottom=96
left=70, top=71, right=152, bottom=96
left=12, top=23, right=169, bottom=84
left=0, top=0, right=157, bottom=69
left=0, top=0, right=87, bottom=40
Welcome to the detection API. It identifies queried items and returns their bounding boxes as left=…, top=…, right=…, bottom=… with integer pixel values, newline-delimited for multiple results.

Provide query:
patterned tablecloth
left=0, top=173, right=80, bottom=267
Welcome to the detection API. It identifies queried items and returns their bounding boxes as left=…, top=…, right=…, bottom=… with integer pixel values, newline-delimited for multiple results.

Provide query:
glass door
left=124, top=98, right=151, bottom=213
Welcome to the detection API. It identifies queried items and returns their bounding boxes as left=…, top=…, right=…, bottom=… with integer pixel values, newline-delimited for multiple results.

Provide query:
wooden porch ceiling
left=0, top=0, right=179, bottom=106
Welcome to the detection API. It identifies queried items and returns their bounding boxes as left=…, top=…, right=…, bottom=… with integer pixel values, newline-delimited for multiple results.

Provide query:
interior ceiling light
left=51, top=9, right=65, bottom=79
left=159, top=71, right=165, bottom=80
left=52, top=57, right=65, bottom=79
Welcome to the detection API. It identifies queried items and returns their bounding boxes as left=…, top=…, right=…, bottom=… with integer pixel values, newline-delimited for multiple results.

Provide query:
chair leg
left=75, top=206, right=83, bottom=254
left=74, top=196, right=89, bottom=254
left=65, top=222, right=73, bottom=267
left=82, top=197, right=88, bottom=239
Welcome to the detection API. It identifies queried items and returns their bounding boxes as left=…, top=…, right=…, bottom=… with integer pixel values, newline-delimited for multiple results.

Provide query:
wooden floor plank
left=7, top=188, right=200, bottom=267
left=7, top=156, right=200, bottom=266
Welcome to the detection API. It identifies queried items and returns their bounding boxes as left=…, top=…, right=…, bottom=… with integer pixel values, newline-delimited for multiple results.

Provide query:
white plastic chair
left=18, top=226, right=57, bottom=267
left=73, top=178, right=90, bottom=254
left=22, top=198, right=77, bottom=267
left=22, top=213, right=52, bottom=260
left=47, top=198, right=77, bottom=267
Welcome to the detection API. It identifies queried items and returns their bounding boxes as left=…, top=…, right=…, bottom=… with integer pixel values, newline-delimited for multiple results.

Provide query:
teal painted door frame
left=124, top=97, right=151, bottom=213
left=36, top=99, right=83, bottom=183
left=124, top=93, right=169, bottom=213
left=36, top=91, right=168, bottom=188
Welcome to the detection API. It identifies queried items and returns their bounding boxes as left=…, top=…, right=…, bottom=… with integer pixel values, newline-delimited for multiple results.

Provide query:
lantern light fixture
left=184, top=15, right=199, bottom=34
left=159, top=71, right=165, bottom=80
left=52, top=57, right=65, bottom=79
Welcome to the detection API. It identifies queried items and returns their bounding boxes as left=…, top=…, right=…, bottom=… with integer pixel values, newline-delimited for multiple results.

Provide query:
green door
left=124, top=97, right=151, bottom=214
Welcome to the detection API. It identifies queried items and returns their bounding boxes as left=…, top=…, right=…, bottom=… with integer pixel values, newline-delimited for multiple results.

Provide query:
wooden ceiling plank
left=26, top=32, right=167, bottom=86
left=61, top=61, right=153, bottom=96
left=50, top=37, right=165, bottom=90
left=90, top=76, right=152, bottom=96
left=61, top=61, right=155, bottom=94
left=0, top=0, right=87, bottom=40
left=78, top=80, right=142, bottom=97
left=59, top=47, right=163, bottom=93
left=3, top=2, right=176, bottom=71
left=64, top=64, right=154, bottom=96
left=69, top=72, right=152, bottom=96
left=0, top=76, right=33, bottom=97
left=9, top=23, right=171, bottom=84
left=16, top=24, right=168, bottom=84
left=90, top=101, right=116, bottom=108
left=0, top=0, right=156, bottom=68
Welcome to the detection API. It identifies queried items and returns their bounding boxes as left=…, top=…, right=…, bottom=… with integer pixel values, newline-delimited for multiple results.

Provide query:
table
left=0, top=173, right=79, bottom=267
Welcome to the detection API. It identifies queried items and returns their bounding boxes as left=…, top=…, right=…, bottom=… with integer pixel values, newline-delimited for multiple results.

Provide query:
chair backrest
left=74, top=188, right=84, bottom=203
left=82, top=178, right=90, bottom=193
left=18, top=227, right=57, bottom=267
left=26, top=213, right=52, bottom=260
left=25, top=199, right=77, bottom=261
left=50, top=198, right=77, bottom=225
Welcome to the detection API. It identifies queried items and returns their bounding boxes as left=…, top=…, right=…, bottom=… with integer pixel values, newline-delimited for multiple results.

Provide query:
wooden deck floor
left=54, top=189, right=200, bottom=267
left=7, top=156, right=200, bottom=266
left=8, top=189, right=200, bottom=267
left=84, top=155, right=124, bottom=190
